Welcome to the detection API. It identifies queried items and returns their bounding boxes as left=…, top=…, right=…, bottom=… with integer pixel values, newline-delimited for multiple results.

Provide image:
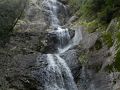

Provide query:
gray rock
left=15, top=0, right=47, bottom=34
left=0, top=53, right=39, bottom=90
left=60, top=49, right=81, bottom=80
left=80, top=31, right=99, bottom=49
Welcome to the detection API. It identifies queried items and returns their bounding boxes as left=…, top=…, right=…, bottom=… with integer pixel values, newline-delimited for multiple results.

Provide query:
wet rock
left=60, top=49, right=82, bottom=80
left=43, top=0, right=70, bottom=26
left=58, top=0, right=68, bottom=4
left=40, top=32, right=58, bottom=53
left=40, top=28, right=75, bottom=53
left=57, top=2, right=70, bottom=24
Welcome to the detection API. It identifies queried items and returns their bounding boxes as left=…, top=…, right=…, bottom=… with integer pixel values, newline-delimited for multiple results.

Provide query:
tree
left=0, top=0, right=28, bottom=46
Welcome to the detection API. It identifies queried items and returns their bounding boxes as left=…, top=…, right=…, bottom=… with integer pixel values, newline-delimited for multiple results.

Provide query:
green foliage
left=113, top=32, right=120, bottom=71
left=68, top=0, right=82, bottom=12
left=85, top=20, right=99, bottom=33
left=69, top=0, right=120, bottom=24
left=81, top=0, right=105, bottom=17
left=69, top=0, right=120, bottom=72
left=79, top=53, right=88, bottom=65
left=105, top=32, right=120, bottom=72
left=102, top=32, right=113, bottom=48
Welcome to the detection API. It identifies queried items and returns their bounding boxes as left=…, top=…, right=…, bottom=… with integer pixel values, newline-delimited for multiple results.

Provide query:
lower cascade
left=38, top=0, right=82, bottom=90
left=45, top=54, right=78, bottom=90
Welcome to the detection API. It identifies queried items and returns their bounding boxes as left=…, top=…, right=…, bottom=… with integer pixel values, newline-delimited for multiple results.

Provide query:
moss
left=69, top=0, right=120, bottom=26
left=77, top=18, right=106, bottom=34
left=86, top=20, right=99, bottom=33
left=101, top=32, right=113, bottom=48
left=105, top=32, right=120, bottom=72
left=79, top=53, right=88, bottom=65
left=68, top=0, right=120, bottom=72
left=113, top=32, right=120, bottom=71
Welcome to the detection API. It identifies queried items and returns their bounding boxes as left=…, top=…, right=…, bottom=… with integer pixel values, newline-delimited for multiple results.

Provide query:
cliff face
left=67, top=0, right=120, bottom=90
left=0, top=0, right=47, bottom=90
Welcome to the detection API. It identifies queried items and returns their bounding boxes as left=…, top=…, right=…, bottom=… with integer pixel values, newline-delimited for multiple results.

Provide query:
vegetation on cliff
left=68, top=0, right=120, bottom=72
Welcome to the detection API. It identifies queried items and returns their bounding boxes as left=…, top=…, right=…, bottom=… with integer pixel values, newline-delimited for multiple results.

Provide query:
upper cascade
left=42, top=0, right=81, bottom=52
left=43, top=0, right=60, bottom=28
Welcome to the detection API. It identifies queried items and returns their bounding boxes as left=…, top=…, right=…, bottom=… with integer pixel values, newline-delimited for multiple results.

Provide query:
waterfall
left=43, top=0, right=60, bottom=27
left=56, top=55, right=78, bottom=90
left=40, top=0, right=82, bottom=90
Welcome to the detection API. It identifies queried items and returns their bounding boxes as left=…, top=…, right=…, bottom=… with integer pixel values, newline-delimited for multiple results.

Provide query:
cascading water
left=39, top=0, right=82, bottom=90
left=43, top=0, right=60, bottom=27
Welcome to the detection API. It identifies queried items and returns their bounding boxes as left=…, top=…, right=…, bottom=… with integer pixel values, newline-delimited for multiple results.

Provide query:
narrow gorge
left=0, top=0, right=120, bottom=90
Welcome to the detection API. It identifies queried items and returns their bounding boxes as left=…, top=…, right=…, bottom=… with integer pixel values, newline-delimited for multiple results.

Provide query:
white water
left=56, top=55, right=78, bottom=90
left=45, top=54, right=66, bottom=90
left=43, top=0, right=60, bottom=27
left=42, top=0, right=82, bottom=90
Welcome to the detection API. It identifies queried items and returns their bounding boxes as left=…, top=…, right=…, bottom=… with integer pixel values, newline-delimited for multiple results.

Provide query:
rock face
left=7, top=0, right=48, bottom=53
left=0, top=0, right=47, bottom=90
left=75, top=29, right=120, bottom=90
left=15, top=0, right=47, bottom=33
left=0, top=54, right=39, bottom=90
left=0, top=0, right=27, bottom=46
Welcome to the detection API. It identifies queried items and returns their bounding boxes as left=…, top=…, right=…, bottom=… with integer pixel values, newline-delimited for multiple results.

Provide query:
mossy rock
left=79, top=53, right=88, bottom=65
